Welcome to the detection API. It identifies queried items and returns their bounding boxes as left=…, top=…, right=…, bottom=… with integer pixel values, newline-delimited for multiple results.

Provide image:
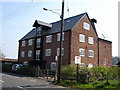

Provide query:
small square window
left=57, top=48, right=64, bottom=56
left=28, top=51, right=32, bottom=57
left=79, top=48, right=85, bottom=57
left=83, top=22, right=90, bottom=30
left=88, top=37, right=94, bottom=44
left=36, top=38, right=41, bottom=48
left=45, top=49, right=51, bottom=56
left=79, top=34, right=85, bottom=42
left=57, top=32, right=64, bottom=41
left=88, top=50, right=94, bottom=58
left=22, top=41, right=25, bottom=47
left=36, top=50, right=40, bottom=60
left=46, top=35, right=52, bottom=43
left=28, top=39, right=33, bottom=46
left=21, top=51, right=25, bottom=57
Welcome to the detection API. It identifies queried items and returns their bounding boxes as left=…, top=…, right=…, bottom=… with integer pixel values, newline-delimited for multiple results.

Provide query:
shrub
left=61, top=65, right=76, bottom=80
left=2, top=63, right=12, bottom=72
left=91, top=66, right=108, bottom=81
left=108, top=67, right=119, bottom=80
left=15, top=65, right=37, bottom=77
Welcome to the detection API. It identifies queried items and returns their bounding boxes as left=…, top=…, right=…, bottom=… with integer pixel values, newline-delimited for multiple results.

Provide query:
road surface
left=0, top=72, right=65, bottom=89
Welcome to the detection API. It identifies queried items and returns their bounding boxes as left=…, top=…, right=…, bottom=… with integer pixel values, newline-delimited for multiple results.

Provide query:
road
left=0, top=73, right=65, bottom=89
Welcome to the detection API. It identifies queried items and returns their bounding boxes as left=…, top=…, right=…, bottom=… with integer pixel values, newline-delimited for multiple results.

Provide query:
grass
left=53, top=80, right=120, bottom=89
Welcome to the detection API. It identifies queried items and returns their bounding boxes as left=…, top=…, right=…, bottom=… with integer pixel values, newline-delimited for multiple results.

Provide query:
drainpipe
left=98, top=38, right=100, bottom=66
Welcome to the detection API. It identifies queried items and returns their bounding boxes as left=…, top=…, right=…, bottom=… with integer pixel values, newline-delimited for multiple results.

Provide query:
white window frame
left=28, top=50, right=32, bottom=57
left=36, top=38, right=41, bottom=48
left=46, top=35, right=52, bottom=43
left=88, top=50, right=94, bottom=58
left=21, top=51, right=25, bottom=57
left=79, top=48, right=85, bottom=57
left=22, top=41, right=25, bottom=47
left=83, top=22, right=90, bottom=30
left=57, top=32, right=64, bottom=41
left=45, top=49, right=51, bottom=56
left=79, top=34, right=85, bottom=42
left=36, top=50, right=40, bottom=60
left=57, top=48, right=64, bottom=56
left=28, top=39, right=33, bottom=46
left=88, top=37, right=94, bottom=44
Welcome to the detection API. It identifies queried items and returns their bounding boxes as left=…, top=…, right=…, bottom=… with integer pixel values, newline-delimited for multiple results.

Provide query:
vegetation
left=15, top=65, right=37, bottom=77
left=2, top=63, right=37, bottom=77
left=55, top=80, right=120, bottom=89
left=54, top=65, right=120, bottom=88
left=2, top=63, right=12, bottom=72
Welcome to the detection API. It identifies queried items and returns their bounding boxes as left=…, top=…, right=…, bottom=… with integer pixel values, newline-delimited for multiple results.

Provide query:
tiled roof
left=94, top=23, right=111, bottom=42
left=19, top=12, right=111, bottom=42
left=20, top=13, right=85, bottom=41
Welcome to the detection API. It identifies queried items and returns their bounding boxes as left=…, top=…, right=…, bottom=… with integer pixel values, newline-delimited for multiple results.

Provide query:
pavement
left=0, top=72, right=66, bottom=89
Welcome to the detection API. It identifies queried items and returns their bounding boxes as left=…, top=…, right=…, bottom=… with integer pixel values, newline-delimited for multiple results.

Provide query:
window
left=36, top=27, right=42, bottom=36
left=79, top=34, right=85, bottom=42
left=21, top=51, right=25, bottom=57
left=88, top=37, right=94, bottom=44
left=36, top=38, right=41, bottom=48
left=79, top=48, right=85, bottom=57
left=46, top=35, right=52, bottom=43
left=88, top=50, right=94, bottom=57
left=57, top=48, right=64, bottom=56
left=36, top=50, right=40, bottom=60
left=57, top=32, right=64, bottom=41
left=51, top=62, right=57, bottom=71
left=28, top=51, right=32, bottom=57
left=22, top=41, right=25, bottom=47
left=28, top=39, right=33, bottom=46
left=83, top=22, right=90, bottom=30
left=45, top=49, right=51, bottom=56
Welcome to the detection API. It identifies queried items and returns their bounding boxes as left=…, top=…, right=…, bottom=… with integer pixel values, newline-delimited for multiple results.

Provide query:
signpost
left=75, top=56, right=81, bottom=82
left=75, top=56, right=81, bottom=64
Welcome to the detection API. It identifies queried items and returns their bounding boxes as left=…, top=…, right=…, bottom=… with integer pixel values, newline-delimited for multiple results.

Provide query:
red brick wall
left=18, top=39, right=35, bottom=63
left=70, top=15, right=98, bottom=66
left=99, top=39, right=112, bottom=67
left=43, top=31, right=71, bottom=69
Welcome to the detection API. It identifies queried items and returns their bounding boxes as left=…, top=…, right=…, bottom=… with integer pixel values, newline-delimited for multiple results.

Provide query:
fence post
left=77, top=64, right=79, bottom=82
left=106, top=71, right=109, bottom=85
left=43, top=69, right=45, bottom=78
left=47, top=69, right=49, bottom=79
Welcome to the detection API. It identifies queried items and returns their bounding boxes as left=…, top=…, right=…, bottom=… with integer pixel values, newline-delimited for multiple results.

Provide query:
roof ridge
left=51, top=12, right=86, bottom=24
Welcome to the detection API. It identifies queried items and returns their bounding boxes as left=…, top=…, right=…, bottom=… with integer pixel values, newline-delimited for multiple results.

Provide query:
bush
left=2, top=63, right=12, bottom=72
left=108, top=67, right=119, bottom=80
left=15, top=65, right=37, bottom=77
left=61, top=65, right=76, bottom=80
left=90, top=66, right=108, bottom=81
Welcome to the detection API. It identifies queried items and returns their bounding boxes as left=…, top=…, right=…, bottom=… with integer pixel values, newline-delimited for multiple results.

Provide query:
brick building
left=18, top=13, right=112, bottom=69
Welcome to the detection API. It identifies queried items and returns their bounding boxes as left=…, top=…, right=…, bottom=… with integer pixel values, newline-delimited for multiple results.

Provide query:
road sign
left=75, top=56, right=81, bottom=64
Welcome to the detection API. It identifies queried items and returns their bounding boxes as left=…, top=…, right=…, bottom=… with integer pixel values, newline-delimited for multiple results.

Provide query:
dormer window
left=83, top=22, right=90, bottom=30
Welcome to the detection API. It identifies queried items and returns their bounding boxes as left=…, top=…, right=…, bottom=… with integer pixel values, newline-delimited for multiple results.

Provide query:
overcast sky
left=0, top=0, right=119, bottom=59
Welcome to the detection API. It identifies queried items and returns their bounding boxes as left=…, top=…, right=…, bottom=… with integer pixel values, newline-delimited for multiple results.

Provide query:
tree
left=0, top=47, right=5, bottom=58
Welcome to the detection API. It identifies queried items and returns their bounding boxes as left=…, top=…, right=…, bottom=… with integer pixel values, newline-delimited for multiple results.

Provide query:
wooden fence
left=38, top=69, right=56, bottom=81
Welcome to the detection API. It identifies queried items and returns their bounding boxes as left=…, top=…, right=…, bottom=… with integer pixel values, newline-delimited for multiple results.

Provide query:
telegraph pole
left=57, top=0, right=64, bottom=83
